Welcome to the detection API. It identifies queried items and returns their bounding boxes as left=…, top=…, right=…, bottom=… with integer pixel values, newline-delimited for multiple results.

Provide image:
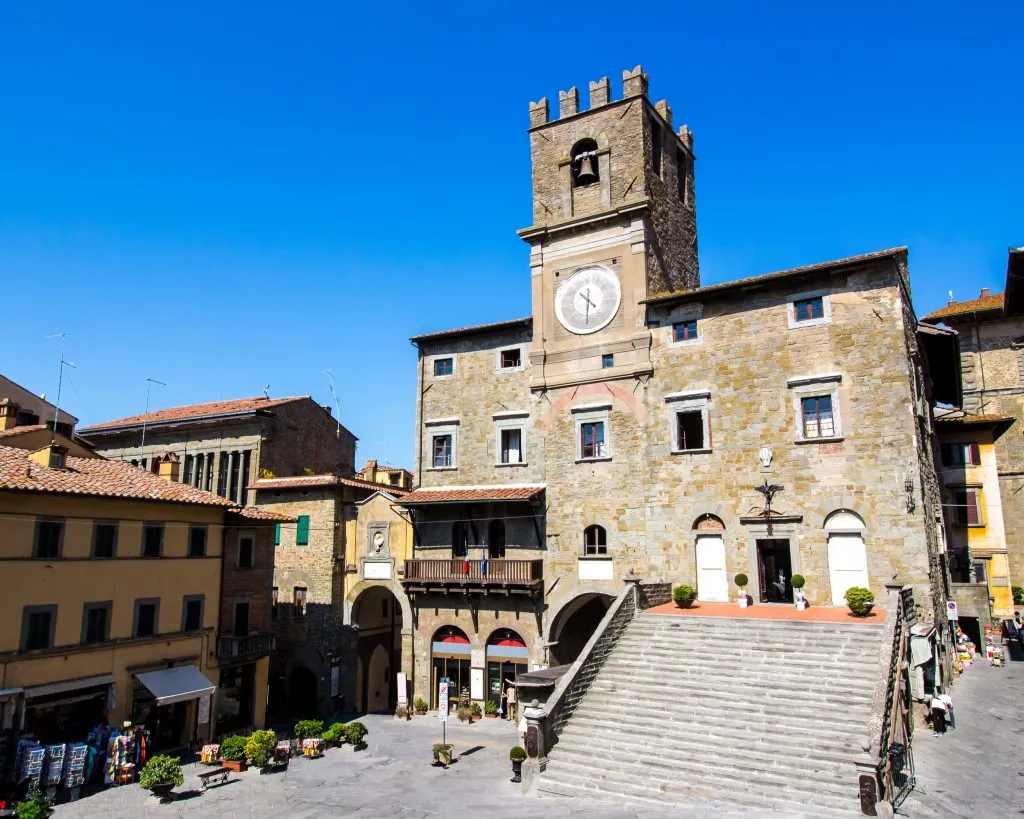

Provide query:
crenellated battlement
left=529, top=65, right=658, bottom=127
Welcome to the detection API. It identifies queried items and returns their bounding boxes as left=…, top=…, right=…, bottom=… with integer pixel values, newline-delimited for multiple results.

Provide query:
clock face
left=555, top=265, right=621, bottom=335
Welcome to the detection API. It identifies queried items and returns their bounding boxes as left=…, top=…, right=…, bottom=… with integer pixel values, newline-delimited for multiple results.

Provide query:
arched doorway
left=486, top=628, right=527, bottom=717
left=288, top=666, right=318, bottom=718
left=351, top=585, right=404, bottom=714
left=694, top=514, right=728, bottom=602
left=431, top=626, right=470, bottom=712
left=549, top=593, right=613, bottom=665
left=825, top=510, right=869, bottom=605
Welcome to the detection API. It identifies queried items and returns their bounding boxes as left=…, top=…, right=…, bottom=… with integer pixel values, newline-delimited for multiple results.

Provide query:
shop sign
left=471, top=648, right=485, bottom=668
left=197, top=695, right=210, bottom=725
left=470, top=668, right=484, bottom=701
left=438, top=679, right=449, bottom=722
left=945, top=600, right=958, bottom=621
left=396, top=672, right=408, bottom=707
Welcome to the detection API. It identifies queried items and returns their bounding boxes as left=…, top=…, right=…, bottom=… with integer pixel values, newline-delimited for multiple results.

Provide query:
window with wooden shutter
left=296, top=515, right=310, bottom=545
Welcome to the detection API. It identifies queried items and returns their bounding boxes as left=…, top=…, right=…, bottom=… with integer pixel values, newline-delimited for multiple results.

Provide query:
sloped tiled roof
left=922, top=292, right=1005, bottom=322
left=229, top=506, right=295, bottom=522
left=252, top=473, right=409, bottom=495
left=934, top=409, right=1015, bottom=427
left=80, top=396, right=307, bottom=432
left=398, top=485, right=545, bottom=505
left=410, top=317, right=532, bottom=344
left=0, top=445, right=235, bottom=507
left=0, top=424, right=48, bottom=439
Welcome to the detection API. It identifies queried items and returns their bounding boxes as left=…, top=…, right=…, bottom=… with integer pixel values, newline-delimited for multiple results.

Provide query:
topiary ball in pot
left=790, top=574, right=805, bottom=590
left=844, top=586, right=876, bottom=616
left=734, top=573, right=749, bottom=588
left=672, top=584, right=697, bottom=608
left=139, top=754, right=184, bottom=798
left=344, top=721, right=368, bottom=749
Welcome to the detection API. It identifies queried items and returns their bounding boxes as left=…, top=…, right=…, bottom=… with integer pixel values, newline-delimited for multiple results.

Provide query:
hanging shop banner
left=197, top=695, right=211, bottom=725
left=470, top=667, right=484, bottom=701
left=396, top=672, right=408, bottom=707
left=471, top=649, right=485, bottom=668
left=438, top=679, right=449, bottom=722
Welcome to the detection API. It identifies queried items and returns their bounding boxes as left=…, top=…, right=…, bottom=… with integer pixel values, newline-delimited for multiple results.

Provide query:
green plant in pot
left=414, top=696, right=428, bottom=715
left=509, top=745, right=527, bottom=783
left=456, top=705, right=473, bottom=723
left=245, top=730, right=278, bottom=768
left=344, top=721, right=368, bottom=750
left=1013, top=586, right=1023, bottom=606
left=672, top=584, right=697, bottom=609
left=432, top=742, right=454, bottom=767
left=470, top=702, right=482, bottom=718
left=791, top=574, right=807, bottom=609
left=139, top=755, right=184, bottom=801
left=15, top=789, right=53, bottom=819
left=484, top=699, right=499, bottom=718
left=219, top=735, right=248, bottom=772
left=322, top=722, right=346, bottom=745
left=734, top=573, right=749, bottom=607
left=294, top=719, right=324, bottom=740
left=844, top=586, right=875, bottom=616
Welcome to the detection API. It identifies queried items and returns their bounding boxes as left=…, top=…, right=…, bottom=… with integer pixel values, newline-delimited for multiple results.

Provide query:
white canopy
left=135, top=666, right=216, bottom=706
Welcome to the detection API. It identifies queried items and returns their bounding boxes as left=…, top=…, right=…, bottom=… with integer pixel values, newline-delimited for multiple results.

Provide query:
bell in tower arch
left=570, top=139, right=599, bottom=187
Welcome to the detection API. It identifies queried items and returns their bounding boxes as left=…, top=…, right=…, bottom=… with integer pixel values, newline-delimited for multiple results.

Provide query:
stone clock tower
left=518, top=66, right=699, bottom=391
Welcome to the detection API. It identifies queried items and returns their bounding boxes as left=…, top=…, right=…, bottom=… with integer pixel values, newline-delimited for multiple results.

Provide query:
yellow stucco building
left=0, top=441, right=277, bottom=780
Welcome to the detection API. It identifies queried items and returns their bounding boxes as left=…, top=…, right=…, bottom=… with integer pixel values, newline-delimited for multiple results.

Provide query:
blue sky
left=1, top=2, right=1021, bottom=469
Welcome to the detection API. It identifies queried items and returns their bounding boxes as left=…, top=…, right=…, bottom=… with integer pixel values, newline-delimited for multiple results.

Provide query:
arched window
left=583, top=524, right=607, bottom=556
left=487, top=520, right=506, bottom=560
left=571, top=138, right=599, bottom=187
left=451, top=521, right=468, bottom=558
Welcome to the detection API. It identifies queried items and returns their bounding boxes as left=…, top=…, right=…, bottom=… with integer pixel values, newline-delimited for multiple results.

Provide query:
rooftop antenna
left=45, top=332, right=76, bottom=444
left=139, top=377, right=167, bottom=462
left=324, top=369, right=342, bottom=438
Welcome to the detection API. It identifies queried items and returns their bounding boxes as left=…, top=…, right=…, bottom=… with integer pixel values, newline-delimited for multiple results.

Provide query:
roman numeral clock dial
left=555, top=265, right=622, bottom=335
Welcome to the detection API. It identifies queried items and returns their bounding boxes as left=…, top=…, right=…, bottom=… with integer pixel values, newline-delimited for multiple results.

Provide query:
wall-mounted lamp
left=904, top=475, right=916, bottom=514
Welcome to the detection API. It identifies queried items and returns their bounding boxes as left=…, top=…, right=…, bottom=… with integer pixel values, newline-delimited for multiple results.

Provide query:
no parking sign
left=946, top=600, right=959, bottom=620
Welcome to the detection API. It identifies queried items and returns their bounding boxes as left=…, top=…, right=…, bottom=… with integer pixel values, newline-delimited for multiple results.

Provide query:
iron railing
left=216, top=632, right=275, bottom=661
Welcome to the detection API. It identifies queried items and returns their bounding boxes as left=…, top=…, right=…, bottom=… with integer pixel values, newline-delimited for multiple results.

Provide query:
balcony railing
left=402, top=558, right=543, bottom=595
left=217, top=632, right=276, bottom=661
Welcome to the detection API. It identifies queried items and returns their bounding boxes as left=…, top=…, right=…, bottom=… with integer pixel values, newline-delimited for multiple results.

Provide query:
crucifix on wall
left=754, top=478, right=784, bottom=535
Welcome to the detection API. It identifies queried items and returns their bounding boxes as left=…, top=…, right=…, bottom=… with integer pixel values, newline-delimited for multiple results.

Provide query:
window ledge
left=668, top=338, right=703, bottom=349
left=578, top=554, right=612, bottom=561
left=496, top=367, right=525, bottom=374
left=576, top=457, right=613, bottom=464
left=794, top=436, right=844, bottom=445
left=427, top=466, right=458, bottom=472
left=953, top=523, right=986, bottom=529
left=495, top=462, right=528, bottom=468
left=788, top=318, right=832, bottom=330
left=671, top=448, right=712, bottom=455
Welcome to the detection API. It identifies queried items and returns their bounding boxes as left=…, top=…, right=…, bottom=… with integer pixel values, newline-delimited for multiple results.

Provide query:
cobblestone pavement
left=902, top=642, right=1024, bottom=817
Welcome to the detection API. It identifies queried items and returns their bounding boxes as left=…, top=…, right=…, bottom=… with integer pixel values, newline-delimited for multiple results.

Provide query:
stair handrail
left=520, top=573, right=646, bottom=787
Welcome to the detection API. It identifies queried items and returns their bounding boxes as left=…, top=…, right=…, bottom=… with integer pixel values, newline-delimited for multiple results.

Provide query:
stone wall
left=220, top=525, right=276, bottom=636
left=261, top=400, right=357, bottom=481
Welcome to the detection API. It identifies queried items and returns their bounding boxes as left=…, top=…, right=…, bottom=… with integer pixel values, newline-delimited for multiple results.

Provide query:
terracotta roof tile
left=252, top=473, right=409, bottom=495
left=410, top=317, right=532, bottom=344
left=934, top=410, right=1015, bottom=426
left=0, top=445, right=235, bottom=507
left=229, top=506, right=296, bottom=522
left=80, top=396, right=307, bottom=432
left=922, top=292, right=1005, bottom=322
left=399, top=485, right=544, bottom=505
left=0, top=425, right=49, bottom=438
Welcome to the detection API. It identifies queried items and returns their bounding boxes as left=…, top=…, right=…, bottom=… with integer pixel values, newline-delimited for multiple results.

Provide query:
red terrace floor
left=644, top=600, right=886, bottom=624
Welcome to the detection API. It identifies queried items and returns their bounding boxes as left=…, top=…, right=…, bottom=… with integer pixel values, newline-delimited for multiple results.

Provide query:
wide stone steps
left=536, top=613, right=883, bottom=814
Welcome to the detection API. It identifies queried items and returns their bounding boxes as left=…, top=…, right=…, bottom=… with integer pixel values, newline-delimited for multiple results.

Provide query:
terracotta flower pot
left=222, top=759, right=247, bottom=772
left=150, top=783, right=175, bottom=801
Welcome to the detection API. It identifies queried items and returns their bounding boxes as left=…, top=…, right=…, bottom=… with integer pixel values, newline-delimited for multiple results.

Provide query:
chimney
left=322, top=404, right=333, bottom=416
left=363, top=459, right=378, bottom=482
left=0, top=399, right=17, bottom=431
left=29, top=443, right=68, bottom=470
left=980, top=288, right=990, bottom=298
left=157, top=452, right=180, bottom=482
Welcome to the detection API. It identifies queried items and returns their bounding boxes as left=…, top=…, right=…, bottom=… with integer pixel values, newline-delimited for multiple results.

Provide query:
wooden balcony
left=217, top=632, right=276, bottom=662
left=402, top=558, right=543, bottom=597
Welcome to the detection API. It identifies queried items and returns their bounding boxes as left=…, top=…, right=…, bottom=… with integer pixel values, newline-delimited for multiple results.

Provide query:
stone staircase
left=537, top=612, right=883, bottom=815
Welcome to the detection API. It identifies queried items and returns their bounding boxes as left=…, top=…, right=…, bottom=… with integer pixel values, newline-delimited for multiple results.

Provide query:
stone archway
left=547, top=592, right=614, bottom=665
left=350, top=584, right=406, bottom=714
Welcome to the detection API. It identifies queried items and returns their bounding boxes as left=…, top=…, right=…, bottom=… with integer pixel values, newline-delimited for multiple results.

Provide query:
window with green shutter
left=274, top=523, right=281, bottom=545
left=296, top=515, right=310, bottom=545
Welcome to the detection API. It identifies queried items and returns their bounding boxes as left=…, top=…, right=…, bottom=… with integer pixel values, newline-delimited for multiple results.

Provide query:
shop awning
left=135, top=666, right=216, bottom=706
left=23, top=674, right=115, bottom=699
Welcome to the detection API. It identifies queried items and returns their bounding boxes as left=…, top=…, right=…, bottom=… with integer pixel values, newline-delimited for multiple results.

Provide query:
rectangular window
left=274, top=523, right=281, bottom=545
left=82, top=602, right=112, bottom=644
left=34, top=519, right=63, bottom=559
left=433, top=357, right=454, bottom=377
left=272, top=587, right=279, bottom=619
left=672, top=319, right=698, bottom=343
left=293, top=586, right=307, bottom=617
left=217, top=453, right=229, bottom=497
left=974, top=561, right=988, bottom=583
left=296, top=515, right=310, bottom=546
left=801, top=395, right=835, bottom=439
left=229, top=451, right=241, bottom=503
left=21, top=605, right=56, bottom=651
left=133, top=599, right=160, bottom=638
left=500, top=428, right=523, bottom=465
left=432, top=434, right=453, bottom=468
left=941, top=442, right=981, bottom=467
left=182, top=596, right=204, bottom=632
left=602, top=353, right=614, bottom=369
left=188, top=526, right=207, bottom=558
left=233, top=601, right=250, bottom=637
left=793, top=296, right=825, bottom=322
left=183, top=454, right=194, bottom=485
left=580, top=421, right=607, bottom=459
left=953, top=488, right=981, bottom=526
left=205, top=453, right=215, bottom=492
left=142, top=524, right=163, bottom=558
left=499, top=348, right=521, bottom=369
left=92, top=522, right=117, bottom=558
left=238, top=536, right=254, bottom=568
left=676, top=410, right=705, bottom=451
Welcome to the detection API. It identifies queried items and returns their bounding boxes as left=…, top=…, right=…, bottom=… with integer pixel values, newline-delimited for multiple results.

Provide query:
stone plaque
left=525, top=725, right=538, bottom=758
left=858, top=774, right=878, bottom=816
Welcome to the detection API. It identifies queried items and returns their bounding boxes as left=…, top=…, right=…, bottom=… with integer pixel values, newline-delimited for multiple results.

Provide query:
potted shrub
left=432, top=743, right=454, bottom=767
left=1012, top=586, right=1023, bottom=606
left=844, top=586, right=876, bottom=617
left=244, top=730, right=278, bottom=770
left=344, top=721, right=368, bottom=751
left=395, top=705, right=409, bottom=720
left=735, top=573, right=750, bottom=608
left=791, top=574, right=807, bottom=609
left=470, top=702, right=482, bottom=719
left=219, top=736, right=248, bottom=772
left=414, top=696, right=428, bottom=715
left=672, top=584, right=697, bottom=609
left=15, top=789, right=53, bottom=819
left=139, top=755, right=184, bottom=801
left=321, top=722, right=346, bottom=747
left=294, top=719, right=324, bottom=741
left=484, top=700, right=499, bottom=718
left=456, top=706, right=473, bottom=724
left=509, top=745, right=527, bottom=783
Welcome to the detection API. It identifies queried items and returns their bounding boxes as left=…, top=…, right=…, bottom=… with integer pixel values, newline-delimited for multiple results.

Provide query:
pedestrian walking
left=505, top=682, right=517, bottom=721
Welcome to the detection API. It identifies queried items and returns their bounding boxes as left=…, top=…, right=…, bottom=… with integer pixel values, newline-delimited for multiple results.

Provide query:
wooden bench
left=197, top=767, right=232, bottom=791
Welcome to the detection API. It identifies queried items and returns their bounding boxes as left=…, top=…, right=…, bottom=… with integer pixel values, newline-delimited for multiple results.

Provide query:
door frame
left=740, top=517, right=803, bottom=601
left=695, top=533, right=729, bottom=602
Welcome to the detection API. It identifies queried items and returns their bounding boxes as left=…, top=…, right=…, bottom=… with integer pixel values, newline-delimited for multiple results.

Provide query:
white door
left=696, top=536, right=729, bottom=602
left=828, top=533, right=869, bottom=605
